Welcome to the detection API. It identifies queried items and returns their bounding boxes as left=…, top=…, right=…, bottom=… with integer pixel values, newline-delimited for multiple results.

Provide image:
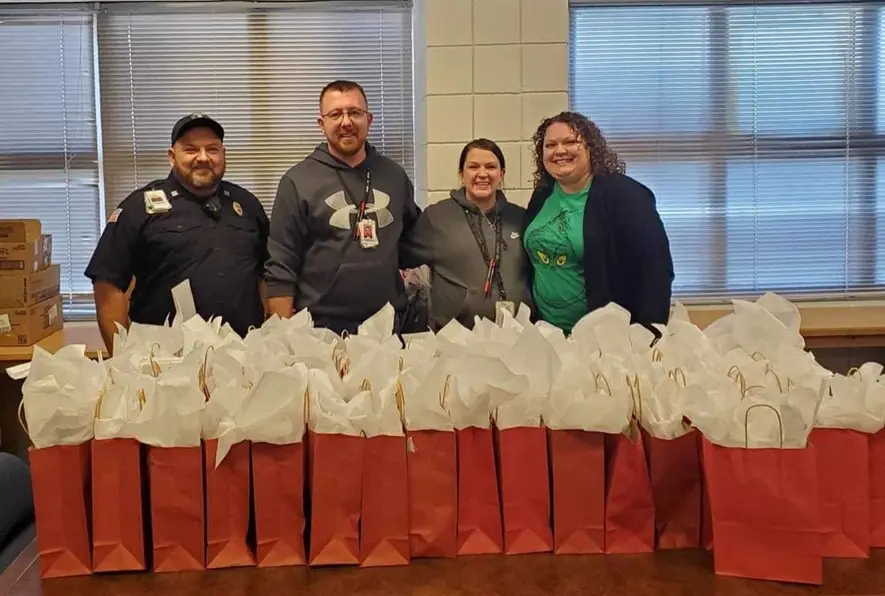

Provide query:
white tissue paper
left=446, top=352, right=527, bottom=430
left=307, top=369, right=370, bottom=436
left=129, top=349, right=206, bottom=448
left=687, top=376, right=821, bottom=448
left=494, top=325, right=557, bottom=430
left=112, top=321, right=128, bottom=359
left=816, top=362, right=885, bottom=433
left=473, top=315, right=521, bottom=346
left=22, top=345, right=108, bottom=449
left=400, top=333, right=437, bottom=372
left=570, top=303, right=635, bottom=361
left=704, top=293, right=805, bottom=358
left=181, top=314, right=241, bottom=354
left=434, top=318, right=478, bottom=355
left=202, top=342, right=252, bottom=394
left=116, top=320, right=184, bottom=362
left=212, top=364, right=311, bottom=467
left=343, top=307, right=403, bottom=397
left=94, top=368, right=154, bottom=440
left=402, top=359, right=453, bottom=432
left=203, top=383, right=249, bottom=443
left=356, top=302, right=396, bottom=340
left=650, top=303, right=718, bottom=373
left=633, top=373, right=696, bottom=440
left=359, top=377, right=406, bottom=438
left=240, top=365, right=310, bottom=444
left=544, top=356, right=632, bottom=434
left=515, top=302, right=534, bottom=328
left=769, top=347, right=831, bottom=393
left=171, top=278, right=198, bottom=323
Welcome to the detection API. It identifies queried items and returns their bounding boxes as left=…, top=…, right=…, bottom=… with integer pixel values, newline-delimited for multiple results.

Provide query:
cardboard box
left=0, top=220, right=41, bottom=242
left=0, top=220, right=52, bottom=275
left=0, top=295, right=63, bottom=347
left=0, top=264, right=61, bottom=308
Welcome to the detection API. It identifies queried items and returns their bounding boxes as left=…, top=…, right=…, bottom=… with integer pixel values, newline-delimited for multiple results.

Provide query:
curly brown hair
left=531, top=111, right=625, bottom=189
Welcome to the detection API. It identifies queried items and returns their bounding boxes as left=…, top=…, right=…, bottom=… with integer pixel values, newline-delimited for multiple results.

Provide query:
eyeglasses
left=322, top=108, right=369, bottom=122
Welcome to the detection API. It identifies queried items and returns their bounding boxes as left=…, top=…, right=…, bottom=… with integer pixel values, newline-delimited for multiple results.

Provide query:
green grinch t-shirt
left=524, top=181, right=590, bottom=333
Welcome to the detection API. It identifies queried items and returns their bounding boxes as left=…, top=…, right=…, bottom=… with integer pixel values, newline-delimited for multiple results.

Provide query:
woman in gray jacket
left=401, top=138, right=532, bottom=330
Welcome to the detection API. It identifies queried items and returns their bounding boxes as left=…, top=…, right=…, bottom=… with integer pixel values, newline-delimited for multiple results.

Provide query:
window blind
left=570, top=1, right=885, bottom=301
left=97, top=1, right=414, bottom=219
left=0, top=7, right=101, bottom=318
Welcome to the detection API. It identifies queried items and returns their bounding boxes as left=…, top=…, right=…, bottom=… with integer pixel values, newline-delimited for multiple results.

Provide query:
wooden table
left=0, top=325, right=106, bottom=457
left=2, top=541, right=885, bottom=596
left=0, top=325, right=106, bottom=363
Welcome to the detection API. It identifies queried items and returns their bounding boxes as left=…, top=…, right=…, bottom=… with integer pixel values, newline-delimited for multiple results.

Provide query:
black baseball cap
left=171, top=113, right=225, bottom=145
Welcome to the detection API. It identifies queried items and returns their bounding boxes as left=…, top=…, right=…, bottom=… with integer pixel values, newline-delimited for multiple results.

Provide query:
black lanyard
left=463, top=207, right=506, bottom=300
left=334, top=169, right=372, bottom=240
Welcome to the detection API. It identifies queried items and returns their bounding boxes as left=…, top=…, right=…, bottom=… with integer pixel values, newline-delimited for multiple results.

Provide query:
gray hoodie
left=264, top=143, right=419, bottom=328
left=402, top=189, right=532, bottom=330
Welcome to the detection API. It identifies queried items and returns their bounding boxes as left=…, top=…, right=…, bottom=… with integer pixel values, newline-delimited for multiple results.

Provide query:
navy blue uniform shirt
left=85, top=173, right=269, bottom=336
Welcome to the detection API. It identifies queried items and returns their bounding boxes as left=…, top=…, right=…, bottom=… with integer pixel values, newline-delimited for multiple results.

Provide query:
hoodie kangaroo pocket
left=429, top=276, right=480, bottom=329
left=317, top=261, right=398, bottom=319
left=456, top=287, right=497, bottom=327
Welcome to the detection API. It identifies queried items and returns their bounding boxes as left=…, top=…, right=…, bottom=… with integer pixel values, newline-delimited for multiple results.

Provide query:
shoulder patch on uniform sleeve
left=108, top=208, right=122, bottom=223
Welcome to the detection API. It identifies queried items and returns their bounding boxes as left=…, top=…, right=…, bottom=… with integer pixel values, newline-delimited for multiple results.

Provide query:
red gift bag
left=456, top=427, right=503, bottom=555
left=406, top=429, right=457, bottom=558
left=29, top=442, right=92, bottom=578
left=642, top=429, right=701, bottom=549
left=204, top=439, right=255, bottom=569
left=699, top=437, right=713, bottom=551
left=604, top=432, right=654, bottom=553
left=809, top=428, right=869, bottom=558
left=702, top=438, right=822, bottom=584
left=91, top=438, right=145, bottom=572
left=307, top=431, right=363, bottom=566
left=148, top=445, right=205, bottom=572
left=548, top=429, right=604, bottom=554
left=496, top=426, right=552, bottom=555
left=869, top=429, right=885, bottom=547
left=252, top=441, right=306, bottom=567
left=360, top=435, right=410, bottom=567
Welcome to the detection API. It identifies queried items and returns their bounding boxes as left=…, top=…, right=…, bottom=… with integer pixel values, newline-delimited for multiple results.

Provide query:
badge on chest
left=144, top=190, right=172, bottom=214
left=357, top=218, right=378, bottom=249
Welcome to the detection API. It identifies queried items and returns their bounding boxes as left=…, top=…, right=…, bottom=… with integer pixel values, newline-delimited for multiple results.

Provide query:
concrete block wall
left=416, top=0, right=570, bottom=207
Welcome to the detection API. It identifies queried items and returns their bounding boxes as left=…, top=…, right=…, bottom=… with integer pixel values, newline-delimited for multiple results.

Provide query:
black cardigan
left=523, top=173, right=674, bottom=330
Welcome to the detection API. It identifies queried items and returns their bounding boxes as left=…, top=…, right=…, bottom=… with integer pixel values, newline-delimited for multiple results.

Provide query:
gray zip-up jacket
left=401, top=188, right=532, bottom=330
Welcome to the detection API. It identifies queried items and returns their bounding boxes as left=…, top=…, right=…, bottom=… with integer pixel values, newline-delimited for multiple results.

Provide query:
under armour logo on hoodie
left=324, top=190, right=395, bottom=230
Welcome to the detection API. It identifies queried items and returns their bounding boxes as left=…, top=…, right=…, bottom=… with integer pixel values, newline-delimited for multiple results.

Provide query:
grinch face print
left=526, top=210, right=585, bottom=310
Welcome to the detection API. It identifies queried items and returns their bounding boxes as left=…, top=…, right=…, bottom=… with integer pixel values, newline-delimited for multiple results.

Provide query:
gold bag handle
left=743, top=403, right=784, bottom=449
left=594, top=373, right=612, bottom=397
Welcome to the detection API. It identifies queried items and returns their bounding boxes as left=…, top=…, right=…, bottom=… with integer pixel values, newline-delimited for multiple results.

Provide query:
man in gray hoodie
left=264, top=80, right=420, bottom=334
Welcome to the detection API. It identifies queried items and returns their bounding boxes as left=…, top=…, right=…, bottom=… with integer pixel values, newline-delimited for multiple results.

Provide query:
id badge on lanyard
left=352, top=170, right=378, bottom=250
left=495, top=300, right=516, bottom=325
left=358, top=218, right=378, bottom=249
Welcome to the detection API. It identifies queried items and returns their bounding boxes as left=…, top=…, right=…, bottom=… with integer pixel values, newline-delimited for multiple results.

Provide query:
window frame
left=569, top=0, right=885, bottom=301
left=0, top=7, right=104, bottom=320
left=1, top=0, right=413, bottom=320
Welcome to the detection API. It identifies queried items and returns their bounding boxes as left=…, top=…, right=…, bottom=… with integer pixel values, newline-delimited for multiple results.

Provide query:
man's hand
left=267, top=296, right=294, bottom=319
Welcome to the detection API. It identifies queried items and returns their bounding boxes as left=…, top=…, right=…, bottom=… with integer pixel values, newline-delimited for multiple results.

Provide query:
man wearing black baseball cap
left=86, top=113, right=269, bottom=352
left=171, top=112, right=226, bottom=145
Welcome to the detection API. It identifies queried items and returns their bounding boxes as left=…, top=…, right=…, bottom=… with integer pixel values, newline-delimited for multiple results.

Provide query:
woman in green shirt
left=523, top=112, right=673, bottom=335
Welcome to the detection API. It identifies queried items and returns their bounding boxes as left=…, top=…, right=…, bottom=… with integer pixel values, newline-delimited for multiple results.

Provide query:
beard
left=174, top=162, right=224, bottom=194
left=329, top=130, right=365, bottom=157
